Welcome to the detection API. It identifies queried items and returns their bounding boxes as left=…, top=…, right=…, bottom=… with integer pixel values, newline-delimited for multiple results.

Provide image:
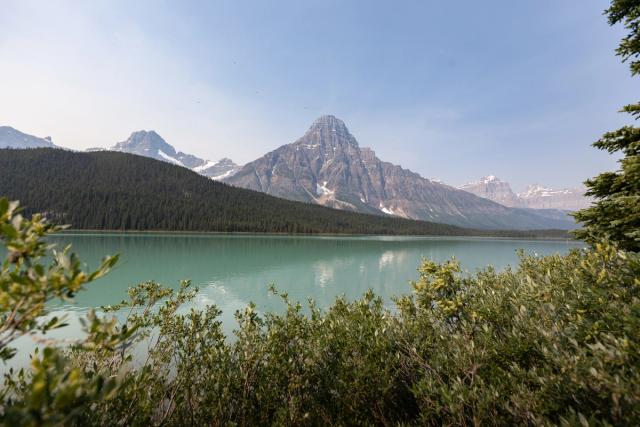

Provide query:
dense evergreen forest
left=0, top=148, right=567, bottom=237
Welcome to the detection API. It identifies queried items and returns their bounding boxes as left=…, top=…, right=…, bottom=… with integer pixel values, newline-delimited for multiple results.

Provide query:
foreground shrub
left=1, top=198, right=639, bottom=426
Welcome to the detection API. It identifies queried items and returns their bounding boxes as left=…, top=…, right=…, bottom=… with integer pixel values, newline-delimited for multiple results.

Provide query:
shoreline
left=55, top=229, right=577, bottom=242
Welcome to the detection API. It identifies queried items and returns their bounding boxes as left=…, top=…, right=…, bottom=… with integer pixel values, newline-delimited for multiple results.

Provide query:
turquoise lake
left=48, top=233, right=582, bottom=311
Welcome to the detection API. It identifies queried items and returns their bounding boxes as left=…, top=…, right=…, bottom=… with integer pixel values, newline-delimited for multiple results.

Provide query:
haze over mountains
left=459, top=175, right=591, bottom=211
left=0, top=118, right=586, bottom=230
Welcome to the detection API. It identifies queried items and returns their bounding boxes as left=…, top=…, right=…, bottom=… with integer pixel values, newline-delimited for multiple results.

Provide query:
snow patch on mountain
left=158, top=150, right=184, bottom=166
left=316, top=181, right=334, bottom=196
left=198, top=158, right=242, bottom=180
left=193, top=160, right=218, bottom=172
left=210, top=169, right=237, bottom=181
left=519, top=184, right=572, bottom=199
left=379, top=203, right=395, bottom=215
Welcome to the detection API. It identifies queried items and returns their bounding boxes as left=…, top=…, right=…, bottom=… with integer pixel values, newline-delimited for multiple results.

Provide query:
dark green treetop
left=574, top=0, right=640, bottom=251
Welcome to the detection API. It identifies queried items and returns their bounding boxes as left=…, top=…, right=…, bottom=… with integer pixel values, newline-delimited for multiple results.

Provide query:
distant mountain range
left=0, top=120, right=583, bottom=230
left=518, top=184, right=591, bottom=210
left=0, top=126, right=57, bottom=149
left=459, top=175, right=591, bottom=211
left=0, top=126, right=242, bottom=180
left=223, top=115, right=575, bottom=230
left=107, top=130, right=242, bottom=180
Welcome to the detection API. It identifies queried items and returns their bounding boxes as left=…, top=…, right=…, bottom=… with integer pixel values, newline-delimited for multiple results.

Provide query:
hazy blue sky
left=1, top=0, right=637, bottom=190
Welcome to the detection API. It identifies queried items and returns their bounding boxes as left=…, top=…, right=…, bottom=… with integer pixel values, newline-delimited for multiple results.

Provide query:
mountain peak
left=301, top=115, right=359, bottom=148
left=481, top=175, right=499, bottom=183
left=460, top=175, right=505, bottom=188
left=120, top=130, right=168, bottom=145
left=216, top=157, right=236, bottom=165
left=127, top=129, right=163, bottom=141
left=0, top=126, right=57, bottom=149
left=113, top=130, right=177, bottom=159
left=459, top=176, right=520, bottom=207
left=309, top=115, right=349, bottom=133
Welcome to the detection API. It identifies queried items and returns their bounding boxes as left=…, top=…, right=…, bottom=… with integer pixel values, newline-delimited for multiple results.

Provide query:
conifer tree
left=574, top=0, right=640, bottom=251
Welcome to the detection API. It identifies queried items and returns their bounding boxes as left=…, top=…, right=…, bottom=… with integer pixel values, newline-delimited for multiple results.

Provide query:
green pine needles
left=573, top=0, right=640, bottom=251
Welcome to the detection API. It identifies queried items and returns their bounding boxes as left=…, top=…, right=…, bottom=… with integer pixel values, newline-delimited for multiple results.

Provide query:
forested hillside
left=0, top=148, right=567, bottom=237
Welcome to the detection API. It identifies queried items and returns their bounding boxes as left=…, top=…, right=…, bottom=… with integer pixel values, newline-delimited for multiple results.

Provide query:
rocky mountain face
left=458, top=176, right=521, bottom=207
left=224, top=115, right=575, bottom=230
left=110, top=130, right=240, bottom=180
left=459, top=176, right=591, bottom=211
left=0, top=126, right=57, bottom=149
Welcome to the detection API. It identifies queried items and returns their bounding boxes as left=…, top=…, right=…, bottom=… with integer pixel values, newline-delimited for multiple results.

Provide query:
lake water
left=48, top=233, right=582, bottom=311
left=3, top=233, right=582, bottom=373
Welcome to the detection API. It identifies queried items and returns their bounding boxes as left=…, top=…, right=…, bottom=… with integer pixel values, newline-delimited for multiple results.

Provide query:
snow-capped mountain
left=110, top=130, right=240, bottom=179
left=112, top=130, right=203, bottom=168
left=458, top=175, right=521, bottom=207
left=192, top=158, right=242, bottom=180
left=0, top=126, right=58, bottom=149
left=518, top=184, right=592, bottom=210
left=224, top=115, right=575, bottom=230
left=459, top=176, right=591, bottom=211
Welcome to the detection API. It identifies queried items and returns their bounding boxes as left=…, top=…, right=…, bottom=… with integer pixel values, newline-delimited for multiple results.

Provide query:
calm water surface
left=4, top=233, right=582, bottom=373
left=49, top=233, right=582, bottom=312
